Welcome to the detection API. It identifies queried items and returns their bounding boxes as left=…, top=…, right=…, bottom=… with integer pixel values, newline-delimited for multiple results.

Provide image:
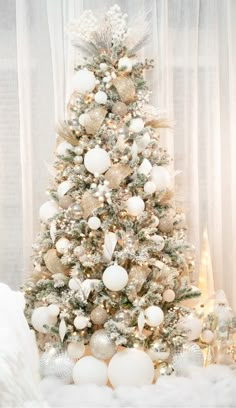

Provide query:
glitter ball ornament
left=158, top=217, right=174, bottom=233
left=145, top=306, right=164, bottom=327
left=147, top=339, right=170, bottom=362
left=68, top=203, right=82, bottom=219
left=72, top=69, right=96, bottom=94
left=67, top=342, right=85, bottom=359
left=90, top=329, right=116, bottom=360
left=84, top=147, right=111, bottom=175
left=172, top=343, right=204, bottom=376
left=112, top=101, right=128, bottom=116
left=127, top=196, right=145, bottom=216
left=114, top=310, right=131, bottom=324
left=129, top=118, right=144, bottom=133
left=94, top=91, right=107, bottom=104
left=73, top=356, right=108, bottom=386
left=88, top=216, right=101, bottom=230
left=150, top=235, right=165, bottom=250
left=56, top=237, right=70, bottom=254
left=40, top=349, right=74, bottom=384
left=158, top=362, right=175, bottom=377
left=74, top=315, right=89, bottom=330
left=163, top=289, right=175, bottom=302
left=102, top=264, right=128, bottom=291
left=118, top=56, right=133, bottom=72
left=90, top=306, right=108, bottom=325
left=39, top=201, right=59, bottom=223
left=40, top=347, right=58, bottom=377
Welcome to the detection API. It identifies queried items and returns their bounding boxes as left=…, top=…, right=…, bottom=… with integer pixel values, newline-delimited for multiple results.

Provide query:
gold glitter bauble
left=90, top=306, right=108, bottom=325
left=158, top=217, right=174, bottom=233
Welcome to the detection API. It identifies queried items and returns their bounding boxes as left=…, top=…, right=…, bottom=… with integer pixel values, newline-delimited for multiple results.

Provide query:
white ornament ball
left=94, top=91, right=107, bottom=104
left=69, top=278, right=81, bottom=291
left=47, top=304, right=60, bottom=317
left=151, top=166, right=171, bottom=191
left=150, top=235, right=164, bottom=251
left=56, top=237, right=70, bottom=254
left=88, top=216, right=101, bottom=230
left=90, top=329, right=116, bottom=360
left=73, top=246, right=85, bottom=258
left=84, top=147, right=111, bottom=175
left=72, top=69, right=96, bottom=94
left=73, top=356, right=108, bottom=386
left=127, top=196, right=145, bottom=216
left=56, top=141, right=74, bottom=157
left=144, top=181, right=156, bottom=194
left=39, top=201, right=58, bottom=223
left=118, top=57, right=133, bottom=72
left=163, top=289, right=176, bottom=303
left=100, top=63, right=107, bottom=71
left=108, top=349, right=154, bottom=387
left=200, top=329, right=214, bottom=344
left=74, top=316, right=88, bottom=330
left=129, top=118, right=144, bottom=133
left=67, top=342, right=85, bottom=359
left=31, top=306, right=56, bottom=333
left=145, top=306, right=164, bottom=327
left=79, top=113, right=90, bottom=126
left=179, top=316, right=203, bottom=341
left=102, top=264, right=128, bottom=291
left=57, top=180, right=74, bottom=198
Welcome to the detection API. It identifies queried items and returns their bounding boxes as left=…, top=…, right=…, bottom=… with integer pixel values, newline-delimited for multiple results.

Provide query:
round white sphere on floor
left=67, top=342, right=85, bottom=359
left=84, top=147, right=111, bottom=175
left=39, top=201, right=59, bottom=223
left=102, top=264, right=128, bottom=291
left=127, top=196, right=145, bottom=216
left=72, top=69, right=96, bottom=94
left=73, top=356, right=108, bottom=386
left=145, top=306, right=164, bottom=327
left=108, top=348, right=154, bottom=387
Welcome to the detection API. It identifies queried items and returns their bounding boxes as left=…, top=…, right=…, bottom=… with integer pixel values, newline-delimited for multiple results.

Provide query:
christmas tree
left=23, top=5, right=201, bottom=386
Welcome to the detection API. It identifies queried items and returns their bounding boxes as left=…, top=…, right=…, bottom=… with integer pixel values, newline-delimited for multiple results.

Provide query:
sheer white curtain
left=0, top=0, right=235, bottom=308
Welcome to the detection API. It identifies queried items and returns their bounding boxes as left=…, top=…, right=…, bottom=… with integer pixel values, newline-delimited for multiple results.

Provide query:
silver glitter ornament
left=147, top=339, right=170, bottom=362
left=89, top=329, right=116, bottom=359
left=90, top=306, right=108, bottom=325
left=158, top=362, right=175, bottom=376
left=114, top=310, right=131, bottom=324
left=68, top=203, right=82, bottom=219
left=40, top=349, right=74, bottom=384
left=172, top=342, right=204, bottom=376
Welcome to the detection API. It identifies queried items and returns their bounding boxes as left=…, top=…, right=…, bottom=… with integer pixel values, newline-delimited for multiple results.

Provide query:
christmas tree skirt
left=40, top=365, right=236, bottom=408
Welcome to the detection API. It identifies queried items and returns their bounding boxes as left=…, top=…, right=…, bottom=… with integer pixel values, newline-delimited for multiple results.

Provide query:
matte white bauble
left=200, top=329, right=214, bottom=344
left=47, top=304, right=60, bottom=317
left=144, top=181, right=156, bottom=194
left=74, top=316, right=89, bottom=330
left=73, top=356, right=108, bottom=386
left=108, top=349, right=154, bottom=387
left=145, top=306, right=164, bottom=327
left=138, top=159, right=152, bottom=176
left=84, top=147, right=111, bottom=175
left=72, top=69, right=96, bottom=94
left=151, top=166, right=171, bottom=191
left=69, top=278, right=81, bottom=291
left=56, top=237, right=70, bottom=254
left=56, top=141, right=74, bottom=157
left=129, top=118, right=144, bottom=133
left=67, top=342, right=85, bottom=359
left=163, top=289, right=176, bottom=302
left=100, top=63, right=107, bottom=71
left=179, top=316, right=203, bottom=341
left=102, top=264, right=128, bottom=291
left=118, top=57, right=133, bottom=72
left=79, top=113, right=90, bottom=126
left=31, top=306, right=57, bottom=333
left=127, top=196, right=145, bottom=216
left=57, top=181, right=74, bottom=198
left=94, top=91, right=107, bottom=104
left=88, top=216, right=101, bottom=230
left=39, top=201, right=59, bottom=223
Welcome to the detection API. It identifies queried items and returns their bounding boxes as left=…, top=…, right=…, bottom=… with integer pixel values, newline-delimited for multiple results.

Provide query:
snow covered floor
left=40, top=365, right=236, bottom=408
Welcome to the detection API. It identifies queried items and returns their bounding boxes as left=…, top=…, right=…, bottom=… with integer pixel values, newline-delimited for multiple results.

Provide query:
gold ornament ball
left=90, top=306, right=108, bottom=325
left=112, top=101, right=128, bottom=117
left=158, top=217, right=174, bottom=233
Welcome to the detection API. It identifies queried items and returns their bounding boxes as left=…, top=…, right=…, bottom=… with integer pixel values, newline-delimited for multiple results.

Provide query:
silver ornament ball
left=89, top=329, right=116, bottom=360
left=40, top=349, right=74, bottom=384
left=90, top=306, right=108, bottom=325
left=147, top=339, right=170, bottom=362
left=114, top=310, right=131, bottom=324
left=172, top=342, right=204, bottom=376
left=68, top=203, right=82, bottom=219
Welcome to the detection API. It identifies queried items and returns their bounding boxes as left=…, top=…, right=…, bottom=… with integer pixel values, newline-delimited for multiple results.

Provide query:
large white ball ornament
left=88, top=216, right=101, bottom=230
left=179, top=316, right=203, bottom=341
left=102, top=264, right=128, bottom=291
left=73, top=356, right=108, bottom=386
left=56, top=141, right=74, bottom=157
left=118, top=56, right=133, bottom=72
left=84, top=147, right=111, bottom=175
left=144, top=181, right=156, bottom=194
left=94, top=91, right=107, bottom=104
left=74, top=316, right=89, bottom=330
left=151, top=166, right=171, bottom=191
left=79, top=113, right=90, bottom=126
left=108, top=349, right=154, bottom=387
left=56, top=237, right=70, bottom=254
left=67, top=342, right=85, bottom=359
left=57, top=180, right=74, bottom=198
left=39, top=201, right=59, bottom=223
left=129, top=118, right=144, bottom=133
left=72, top=69, right=96, bottom=94
left=31, top=307, right=57, bottom=333
left=127, top=196, right=145, bottom=216
left=47, top=304, right=60, bottom=317
left=145, top=306, right=164, bottom=327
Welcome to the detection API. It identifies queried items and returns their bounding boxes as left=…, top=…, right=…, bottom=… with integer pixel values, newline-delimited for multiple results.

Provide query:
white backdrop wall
left=0, top=0, right=235, bottom=308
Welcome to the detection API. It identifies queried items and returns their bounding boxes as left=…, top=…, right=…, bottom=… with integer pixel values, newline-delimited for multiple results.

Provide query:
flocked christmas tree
left=23, top=6, right=202, bottom=386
